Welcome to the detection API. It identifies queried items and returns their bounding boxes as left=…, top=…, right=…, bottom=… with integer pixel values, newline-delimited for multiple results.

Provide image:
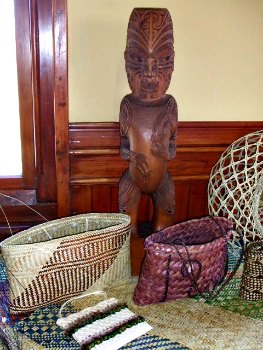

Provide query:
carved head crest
left=125, top=8, right=174, bottom=102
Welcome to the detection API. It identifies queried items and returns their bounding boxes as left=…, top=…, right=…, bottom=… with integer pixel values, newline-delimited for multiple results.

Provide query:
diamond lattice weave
left=253, top=174, right=263, bottom=237
left=2, top=254, right=263, bottom=350
left=208, top=130, right=263, bottom=245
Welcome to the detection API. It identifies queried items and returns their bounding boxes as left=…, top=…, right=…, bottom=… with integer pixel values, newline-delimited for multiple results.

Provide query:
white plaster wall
left=68, top=0, right=263, bottom=122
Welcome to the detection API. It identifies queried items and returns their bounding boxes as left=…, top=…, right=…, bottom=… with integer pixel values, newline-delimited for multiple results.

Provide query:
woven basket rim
left=144, top=234, right=229, bottom=253
left=0, top=213, right=131, bottom=247
left=145, top=216, right=232, bottom=252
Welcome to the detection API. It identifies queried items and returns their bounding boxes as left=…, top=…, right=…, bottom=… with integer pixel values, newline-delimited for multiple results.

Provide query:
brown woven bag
left=133, top=216, right=234, bottom=306
left=239, top=240, right=263, bottom=301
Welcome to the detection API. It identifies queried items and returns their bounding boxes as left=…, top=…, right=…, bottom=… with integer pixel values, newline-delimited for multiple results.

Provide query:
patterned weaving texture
left=253, top=174, right=263, bottom=237
left=198, top=270, right=263, bottom=320
left=0, top=258, right=187, bottom=350
left=0, top=213, right=131, bottom=314
left=1, top=250, right=263, bottom=349
left=14, top=304, right=187, bottom=350
left=56, top=297, right=152, bottom=349
left=208, top=130, right=263, bottom=245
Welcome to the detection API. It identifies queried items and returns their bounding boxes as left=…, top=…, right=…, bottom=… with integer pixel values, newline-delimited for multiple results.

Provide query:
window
left=0, top=0, right=69, bottom=227
left=0, top=0, right=35, bottom=188
left=0, top=0, right=22, bottom=176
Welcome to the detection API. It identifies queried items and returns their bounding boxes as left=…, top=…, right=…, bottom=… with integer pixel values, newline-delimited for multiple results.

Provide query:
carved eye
left=157, top=49, right=174, bottom=64
left=159, top=56, right=170, bottom=63
left=128, top=50, right=143, bottom=63
left=164, top=56, right=171, bottom=62
left=131, top=55, right=142, bottom=63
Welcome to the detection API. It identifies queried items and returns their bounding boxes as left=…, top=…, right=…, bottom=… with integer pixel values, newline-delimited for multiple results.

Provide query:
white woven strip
left=57, top=297, right=119, bottom=330
left=91, top=321, right=152, bottom=350
left=72, top=308, right=136, bottom=346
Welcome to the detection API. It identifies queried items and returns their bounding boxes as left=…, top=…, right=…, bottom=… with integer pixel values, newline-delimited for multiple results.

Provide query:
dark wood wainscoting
left=69, top=121, right=263, bottom=274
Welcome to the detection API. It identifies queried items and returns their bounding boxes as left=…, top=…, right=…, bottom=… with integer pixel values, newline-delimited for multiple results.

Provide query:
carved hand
left=131, top=152, right=150, bottom=178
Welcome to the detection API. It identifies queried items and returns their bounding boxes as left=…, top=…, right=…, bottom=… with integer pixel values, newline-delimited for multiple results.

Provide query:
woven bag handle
left=161, top=217, right=244, bottom=302
left=58, top=290, right=108, bottom=318
left=194, top=216, right=244, bottom=300
left=161, top=239, right=203, bottom=302
left=0, top=192, right=49, bottom=237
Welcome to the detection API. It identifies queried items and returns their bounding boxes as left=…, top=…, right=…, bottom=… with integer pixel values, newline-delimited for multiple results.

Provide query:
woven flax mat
left=13, top=276, right=263, bottom=350
left=1, top=254, right=263, bottom=349
left=104, top=280, right=263, bottom=350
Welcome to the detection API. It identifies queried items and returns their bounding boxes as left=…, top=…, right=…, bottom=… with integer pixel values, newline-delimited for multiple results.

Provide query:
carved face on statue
left=125, top=8, right=174, bottom=103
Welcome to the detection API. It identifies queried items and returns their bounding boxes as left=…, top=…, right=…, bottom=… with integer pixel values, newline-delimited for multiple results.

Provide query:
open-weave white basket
left=253, top=174, right=263, bottom=237
left=208, top=130, right=263, bottom=246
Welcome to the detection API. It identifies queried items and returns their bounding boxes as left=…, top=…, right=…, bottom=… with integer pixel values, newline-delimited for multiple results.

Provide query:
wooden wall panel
left=0, top=203, right=57, bottom=241
left=69, top=121, right=263, bottom=217
left=69, top=121, right=263, bottom=274
left=187, top=181, right=209, bottom=218
left=110, top=186, right=119, bottom=213
left=175, top=182, right=191, bottom=222
left=91, top=186, right=111, bottom=212
left=131, top=237, right=145, bottom=276
left=70, top=155, right=125, bottom=182
left=71, top=185, right=92, bottom=214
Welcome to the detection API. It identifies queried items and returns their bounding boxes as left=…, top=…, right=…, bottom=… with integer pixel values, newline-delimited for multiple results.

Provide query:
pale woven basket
left=208, top=130, right=263, bottom=246
left=0, top=213, right=131, bottom=314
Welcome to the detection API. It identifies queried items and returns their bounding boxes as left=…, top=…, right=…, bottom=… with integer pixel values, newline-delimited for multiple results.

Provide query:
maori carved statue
left=119, top=8, right=178, bottom=236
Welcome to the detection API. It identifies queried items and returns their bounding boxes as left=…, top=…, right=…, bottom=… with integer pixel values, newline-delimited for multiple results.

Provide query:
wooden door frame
left=0, top=0, right=70, bottom=238
left=32, top=0, right=70, bottom=216
left=52, top=0, right=70, bottom=217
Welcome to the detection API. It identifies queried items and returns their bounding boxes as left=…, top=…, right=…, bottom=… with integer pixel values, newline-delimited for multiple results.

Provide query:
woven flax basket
left=134, top=216, right=233, bottom=306
left=0, top=213, right=131, bottom=314
left=239, top=240, right=263, bottom=301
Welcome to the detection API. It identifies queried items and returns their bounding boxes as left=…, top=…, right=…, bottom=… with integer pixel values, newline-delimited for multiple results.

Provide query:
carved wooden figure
left=119, top=8, right=178, bottom=236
